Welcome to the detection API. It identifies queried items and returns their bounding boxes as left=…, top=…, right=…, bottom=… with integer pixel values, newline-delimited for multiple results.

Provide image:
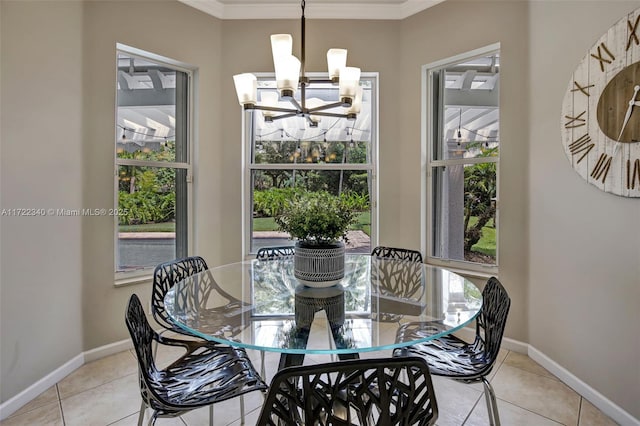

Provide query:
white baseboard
left=0, top=353, right=84, bottom=421
left=501, top=336, right=528, bottom=354
left=528, top=345, right=640, bottom=426
left=83, top=338, right=133, bottom=363
left=0, top=338, right=133, bottom=421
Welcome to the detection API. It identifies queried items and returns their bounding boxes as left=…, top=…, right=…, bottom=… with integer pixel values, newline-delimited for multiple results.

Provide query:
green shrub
left=253, top=188, right=301, bottom=217
left=275, top=191, right=357, bottom=245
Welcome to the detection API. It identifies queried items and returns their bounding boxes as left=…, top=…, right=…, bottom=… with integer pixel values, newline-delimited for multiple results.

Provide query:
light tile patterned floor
left=1, top=340, right=619, bottom=426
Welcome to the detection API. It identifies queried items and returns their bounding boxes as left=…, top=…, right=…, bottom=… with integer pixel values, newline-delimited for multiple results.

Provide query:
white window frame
left=422, top=44, right=500, bottom=276
left=114, top=44, right=195, bottom=285
left=242, top=72, right=379, bottom=258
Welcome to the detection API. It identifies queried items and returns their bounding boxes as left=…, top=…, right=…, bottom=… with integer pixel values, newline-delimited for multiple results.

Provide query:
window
left=425, top=45, right=499, bottom=271
left=244, top=74, right=378, bottom=256
left=115, top=49, right=192, bottom=278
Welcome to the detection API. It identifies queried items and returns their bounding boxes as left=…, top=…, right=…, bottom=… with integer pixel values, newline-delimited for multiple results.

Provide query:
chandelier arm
left=286, top=96, right=303, bottom=113
left=304, top=78, right=334, bottom=85
left=307, top=101, right=347, bottom=113
left=308, top=111, right=352, bottom=118
left=267, top=112, right=300, bottom=121
left=305, top=115, right=317, bottom=127
left=252, top=105, right=299, bottom=114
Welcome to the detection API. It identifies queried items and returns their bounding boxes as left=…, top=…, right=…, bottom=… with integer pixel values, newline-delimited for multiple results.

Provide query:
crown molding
left=178, top=0, right=445, bottom=20
left=398, top=0, right=445, bottom=19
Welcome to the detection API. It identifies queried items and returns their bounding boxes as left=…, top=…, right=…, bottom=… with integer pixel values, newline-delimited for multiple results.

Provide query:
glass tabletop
left=164, top=254, right=482, bottom=355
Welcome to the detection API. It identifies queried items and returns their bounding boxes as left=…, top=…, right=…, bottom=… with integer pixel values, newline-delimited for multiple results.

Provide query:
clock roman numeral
left=568, top=134, right=594, bottom=163
left=591, top=42, right=615, bottom=72
left=571, top=81, right=594, bottom=97
left=628, top=158, right=640, bottom=189
left=564, top=111, right=586, bottom=128
left=591, top=153, right=612, bottom=183
left=627, top=15, right=640, bottom=51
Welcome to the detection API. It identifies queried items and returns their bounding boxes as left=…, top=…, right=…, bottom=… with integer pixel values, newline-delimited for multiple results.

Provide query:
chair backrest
left=125, top=294, right=159, bottom=401
left=257, top=357, right=438, bottom=426
left=371, top=246, right=424, bottom=311
left=371, top=246, right=423, bottom=263
left=256, top=246, right=295, bottom=261
left=151, top=256, right=208, bottom=330
left=475, top=277, right=511, bottom=366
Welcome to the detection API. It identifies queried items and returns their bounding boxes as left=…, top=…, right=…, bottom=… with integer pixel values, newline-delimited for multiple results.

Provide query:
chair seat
left=393, top=321, right=493, bottom=381
left=126, top=294, right=267, bottom=424
left=150, top=343, right=264, bottom=411
left=393, top=277, right=510, bottom=426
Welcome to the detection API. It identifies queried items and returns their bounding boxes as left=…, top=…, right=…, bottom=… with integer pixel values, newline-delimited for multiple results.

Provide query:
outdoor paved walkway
left=252, top=230, right=371, bottom=254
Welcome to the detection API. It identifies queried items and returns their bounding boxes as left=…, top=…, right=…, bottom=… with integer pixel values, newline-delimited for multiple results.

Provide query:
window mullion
left=116, top=158, right=190, bottom=169
left=430, top=156, right=499, bottom=168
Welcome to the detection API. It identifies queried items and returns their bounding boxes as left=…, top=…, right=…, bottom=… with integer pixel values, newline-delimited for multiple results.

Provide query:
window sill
left=425, top=258, right=498, bottom=280
left=114, top=272, right=153, bottom=287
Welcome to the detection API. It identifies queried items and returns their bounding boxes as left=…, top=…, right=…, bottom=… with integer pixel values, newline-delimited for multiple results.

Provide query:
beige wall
left=399, top=0, right=530, bottom=342
left=528, top=1, right=640, bottom=419
left=1, top=0, right=639, bottom=420
left=80, top=1, right=222, bottom=350
left=1, top=1, right=84, bottom=402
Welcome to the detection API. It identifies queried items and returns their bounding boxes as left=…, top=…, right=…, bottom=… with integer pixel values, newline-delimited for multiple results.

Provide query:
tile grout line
left=488, top=351, right=580, bottom=425
left=56, top=384, right=66, bottom=426
left=57, top=371, right=139, bottom=402
left=577, top=397, right=584, bottom=425
left=462, top=350, right=509, bottom=425
left=460, top=390, right=484, bottom=425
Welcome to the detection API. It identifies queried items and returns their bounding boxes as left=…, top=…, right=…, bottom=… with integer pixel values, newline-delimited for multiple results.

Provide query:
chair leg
left=148, top=412, right=158, bottom=426
left=482, top=376, right=500, bottom=426
left=137, top=401, right=146, bottom=426
left=241, top=395, right=247, bottom=424
left=209, top=404, right=214, bottom=426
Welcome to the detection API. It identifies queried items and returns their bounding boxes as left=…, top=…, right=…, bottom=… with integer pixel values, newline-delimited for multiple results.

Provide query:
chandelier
left=232, top=0, right=362, bottom=128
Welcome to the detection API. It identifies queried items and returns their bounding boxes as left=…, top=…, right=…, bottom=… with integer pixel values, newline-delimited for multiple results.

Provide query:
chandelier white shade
left=271, top=34, right=293, bottom=61
left=233, top=0, right=361, bottom=126
left=347, top=85, right=363, bottom=115
left=338, top=67, right=361, bottom=102
left=233, top=73, right=257, bottom=105
left=275, top=55, right=301, bottom=96
left=327, top=48, right=347, bottom=81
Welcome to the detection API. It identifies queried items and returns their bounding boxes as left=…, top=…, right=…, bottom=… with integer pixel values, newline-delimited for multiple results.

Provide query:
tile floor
left=1, top=338, right=619, bottom=426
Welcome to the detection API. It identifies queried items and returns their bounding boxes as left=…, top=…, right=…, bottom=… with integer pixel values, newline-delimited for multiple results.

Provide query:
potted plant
left=275, top=191, right=357, bottom=287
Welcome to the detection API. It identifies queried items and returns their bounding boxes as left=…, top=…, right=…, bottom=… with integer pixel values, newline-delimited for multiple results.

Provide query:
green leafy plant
left=463, top=144, right=497, bottom=257
left=275, top=191, right=357, bottom=246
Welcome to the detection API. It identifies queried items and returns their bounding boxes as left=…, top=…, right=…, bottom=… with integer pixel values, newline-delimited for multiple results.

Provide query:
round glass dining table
left=164, top=254, right=482, bottom=367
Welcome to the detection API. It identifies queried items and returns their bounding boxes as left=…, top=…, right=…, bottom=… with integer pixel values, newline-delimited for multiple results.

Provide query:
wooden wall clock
left=562, top=7, right=640, bottom=197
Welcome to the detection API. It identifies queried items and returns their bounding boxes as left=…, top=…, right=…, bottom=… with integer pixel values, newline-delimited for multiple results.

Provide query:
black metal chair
left=256, top=246, right=295, bottom=260
left=151, top=256, right=210, bottom=338
left=152, top=256, right=251, bottom=339
left=371, top=246, right=423, bottom=263
left=125, top=294, right=267, bottom=426
left=393, top=277, right=511, bottom=426
left=256, top=357, right=439, bottom=425
left=370, top=246, right=424, bottom=323
left=150, top=256, right=256, bottom=424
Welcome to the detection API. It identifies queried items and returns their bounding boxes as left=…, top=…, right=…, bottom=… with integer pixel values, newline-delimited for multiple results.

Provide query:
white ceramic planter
left=294, top=241, right=345, bottom=287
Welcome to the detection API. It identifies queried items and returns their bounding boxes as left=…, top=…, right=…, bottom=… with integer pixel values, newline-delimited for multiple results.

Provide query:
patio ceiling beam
left=117, top=88, right=176, bottom=107
left=445, top=88, right=499, bottom=107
